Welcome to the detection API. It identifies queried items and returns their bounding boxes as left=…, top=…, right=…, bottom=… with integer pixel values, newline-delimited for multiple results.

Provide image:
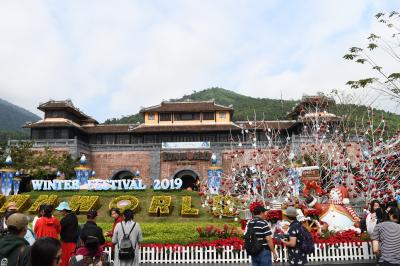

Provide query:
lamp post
left=207, top=154, right=223, bottom=195
left=0, top=155, right=16, bottom=195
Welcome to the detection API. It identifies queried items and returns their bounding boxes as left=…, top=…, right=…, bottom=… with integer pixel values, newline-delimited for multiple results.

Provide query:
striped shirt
left=370, top=221, right=400, bottom=264
left=246, top=218, right=272, bottom=250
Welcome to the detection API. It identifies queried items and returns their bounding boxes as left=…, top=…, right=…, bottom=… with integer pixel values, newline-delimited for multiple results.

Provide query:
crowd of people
left=245, top=200, right=400, bottom=266
left=361, top=200, right=400, bottom=266
left=0, top=201, right=142, bottom=266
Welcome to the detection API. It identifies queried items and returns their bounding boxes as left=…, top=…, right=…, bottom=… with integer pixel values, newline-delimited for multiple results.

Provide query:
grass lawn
left=22, top=190, right=240, bottom=244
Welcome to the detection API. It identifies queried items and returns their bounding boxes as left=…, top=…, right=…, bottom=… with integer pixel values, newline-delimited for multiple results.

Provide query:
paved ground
left=144, top=261, right=376, bottom=266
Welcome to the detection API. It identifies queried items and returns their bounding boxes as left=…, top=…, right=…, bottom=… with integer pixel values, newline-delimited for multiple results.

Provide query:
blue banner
left=1, top=172, right=6, bottom=195
left=208, top=168, right=223, bottom=194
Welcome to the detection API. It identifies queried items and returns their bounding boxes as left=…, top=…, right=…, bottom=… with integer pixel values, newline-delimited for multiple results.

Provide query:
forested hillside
left=104, top=88, right=400, bottom=133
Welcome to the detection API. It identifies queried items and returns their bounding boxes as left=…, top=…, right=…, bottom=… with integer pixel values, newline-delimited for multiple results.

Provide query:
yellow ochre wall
left=144, top=111, right=231, bottom=124
left=215, top=111, right=230, bottom=123
left=144, top=113, right=158, bottom=124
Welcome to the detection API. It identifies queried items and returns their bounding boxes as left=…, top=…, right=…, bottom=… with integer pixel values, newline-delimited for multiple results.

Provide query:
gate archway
left=111, top=170, right=134, bottom=180
left=172, top=169, right=200, bottom=190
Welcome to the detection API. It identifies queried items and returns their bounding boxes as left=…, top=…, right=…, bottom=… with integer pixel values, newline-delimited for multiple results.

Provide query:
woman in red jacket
left=34, top=204, right=61, bottom=239
left=105, top=208, right=123, bottom=237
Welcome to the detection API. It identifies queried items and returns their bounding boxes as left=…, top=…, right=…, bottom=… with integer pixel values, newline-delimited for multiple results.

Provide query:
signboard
left=31, top=179, right=146, bottom=191
left=162, top=142, right=210, bottom=149
left=162, top=151, right=211, bottom=161
left=299, top=166, right=320, bottom=181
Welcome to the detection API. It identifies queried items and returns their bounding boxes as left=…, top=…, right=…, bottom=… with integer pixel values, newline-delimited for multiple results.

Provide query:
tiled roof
left=131, top=123, right=241, bottom=133
left=24, top=119, right=82, bottom=129
left=140, top=101, right=233, bottom=113
left=83, top=124, right=135, bottom=134
left=235, top=121, right=297, bottom=130
left=38, top=100, right=98, bottom=124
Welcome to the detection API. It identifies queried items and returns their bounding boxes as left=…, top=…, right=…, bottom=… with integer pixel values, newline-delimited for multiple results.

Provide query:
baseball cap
left=6, top=213, right=28, bottom=230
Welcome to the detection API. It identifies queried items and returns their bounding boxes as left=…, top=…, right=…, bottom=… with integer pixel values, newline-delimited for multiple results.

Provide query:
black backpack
left=118, top=222, right=136, bottom=260
left=298, top=224, right=315, bottom=255
left=244, top=219, right=264, bottom=256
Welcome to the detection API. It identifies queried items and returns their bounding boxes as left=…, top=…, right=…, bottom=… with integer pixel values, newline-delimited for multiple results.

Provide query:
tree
left=344, top=11, right=400, bottom=103
left=0, top=141, right=77, bottom=180
left=199, top=94, right=400, bottom=213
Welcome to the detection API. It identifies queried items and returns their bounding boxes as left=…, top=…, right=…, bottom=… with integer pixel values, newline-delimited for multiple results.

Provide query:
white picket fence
left=104, top=242, right=375, bottom=264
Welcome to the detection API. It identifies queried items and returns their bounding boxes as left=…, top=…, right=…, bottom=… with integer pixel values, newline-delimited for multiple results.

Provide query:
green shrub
left=97, top=221, right=238, bottom=244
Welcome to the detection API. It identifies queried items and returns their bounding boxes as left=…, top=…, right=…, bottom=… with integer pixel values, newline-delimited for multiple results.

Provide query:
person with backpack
left=0, top=213, right=31, bottom=266
left=282, top=207, right=312, bottom=265
left=69, top=235, right=109, bottom=266
left=80, top=210, right=105, bottom=246
left=112, top=209, right=142, bottom=266
left=244, top=205, right=277, bottom=266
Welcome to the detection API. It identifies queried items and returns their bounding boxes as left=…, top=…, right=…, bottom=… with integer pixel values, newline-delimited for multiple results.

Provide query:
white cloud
left=0, top=0, right=398, bottom=122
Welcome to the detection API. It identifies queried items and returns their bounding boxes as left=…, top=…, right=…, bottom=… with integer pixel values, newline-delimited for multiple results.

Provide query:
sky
left=0, top=0, right=399, bottom=122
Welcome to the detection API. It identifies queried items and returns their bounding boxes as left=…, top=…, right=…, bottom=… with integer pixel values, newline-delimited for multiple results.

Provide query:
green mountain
left=104, top=87, right=400, bottom=132
left=0, top=98, right=40, bottom=143
left=104, top=88, right=297, bottom=124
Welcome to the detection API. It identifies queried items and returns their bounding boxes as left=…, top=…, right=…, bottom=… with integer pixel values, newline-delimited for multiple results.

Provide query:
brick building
left=22, top=97, right=338, bottom=188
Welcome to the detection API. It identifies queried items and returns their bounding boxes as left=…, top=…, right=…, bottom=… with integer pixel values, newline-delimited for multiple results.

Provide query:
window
left=104, top=135, right=115, bottom=144
left=160, top=113, right=172, bottom=121
left=148, top=113, right=155, bottom=120
left=219, top=112, right=226, bottom=119
left=202, top=112, right=215, bottom=120
left=116, top=135, right=130, bottom=144
left=54, top=129, right=62, bottom=139
left=174, top=112, right=200, bottom=121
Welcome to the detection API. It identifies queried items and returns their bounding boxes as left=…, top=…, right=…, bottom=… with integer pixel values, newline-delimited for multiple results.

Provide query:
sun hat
left=55, top=201, right=71, bottom=211
left=283, top=206, right=297, bottom=218
left=6, top=213, right=29, bottom=230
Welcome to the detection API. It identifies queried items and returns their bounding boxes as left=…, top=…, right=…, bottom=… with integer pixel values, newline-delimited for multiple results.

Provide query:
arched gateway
left=172, top=169, right=200, bottom=190
left=111, top=170, right=134, bottom=180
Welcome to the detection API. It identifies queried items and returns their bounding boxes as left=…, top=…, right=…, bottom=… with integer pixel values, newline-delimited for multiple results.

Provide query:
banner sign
left=208, top=167, right=223, bottom=195
left=162, top=142, right=210, bottom=149
left=31, top=179, right=147, bottom=191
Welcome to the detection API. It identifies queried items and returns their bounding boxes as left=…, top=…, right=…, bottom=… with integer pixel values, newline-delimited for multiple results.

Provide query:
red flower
left=249, top=201, right=264, bottom=213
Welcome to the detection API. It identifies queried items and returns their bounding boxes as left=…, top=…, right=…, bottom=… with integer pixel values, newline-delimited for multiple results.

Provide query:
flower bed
left=69, top=195, right=100, bottom=213
left=0, top=195, right=31, bottom=213
left=181, top=196, right=199, bottom=217
left=108, top=195, right=140, bottom=212
left=148, top=196, right=172, bottom=216
left=28, top=194, right=59, bottom=214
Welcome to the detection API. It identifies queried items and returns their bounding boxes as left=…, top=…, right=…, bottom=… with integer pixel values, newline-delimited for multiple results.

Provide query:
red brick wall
left=90, top=151, right=151, bottom=184
left=161, top=160, right=212, bottom=180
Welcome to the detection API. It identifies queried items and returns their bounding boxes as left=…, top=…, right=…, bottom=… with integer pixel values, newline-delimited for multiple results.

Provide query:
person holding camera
left=282, top=207, right=308, bottom=265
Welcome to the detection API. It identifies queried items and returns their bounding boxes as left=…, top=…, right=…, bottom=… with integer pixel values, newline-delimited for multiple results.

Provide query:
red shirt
left=107, top=216, right=123, bottom=237
left=34, top=216, right=61, bottom=239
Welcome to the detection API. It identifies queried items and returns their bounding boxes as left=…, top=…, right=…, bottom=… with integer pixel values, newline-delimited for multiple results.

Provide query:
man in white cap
left=56, top=201, right=78, bottom=266
left=0, top=213, right=31, bottom=266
